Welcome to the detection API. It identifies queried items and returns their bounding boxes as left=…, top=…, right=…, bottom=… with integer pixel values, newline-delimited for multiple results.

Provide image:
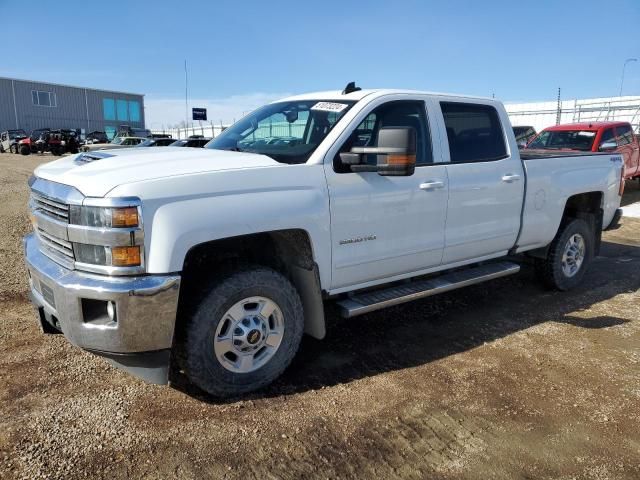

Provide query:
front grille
left=31, top=192, right=69, bottom=222
left=36, top=228, right=74, bottom=259
left=30, top=189, right=75, bottom=268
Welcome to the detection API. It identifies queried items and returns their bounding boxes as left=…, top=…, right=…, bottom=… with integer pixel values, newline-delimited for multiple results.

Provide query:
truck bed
left=517, top=151, right=622, bottom=253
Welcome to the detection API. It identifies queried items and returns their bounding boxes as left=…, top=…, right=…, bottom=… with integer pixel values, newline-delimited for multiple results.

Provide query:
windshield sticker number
left=311, top=102, right=349, bottom=113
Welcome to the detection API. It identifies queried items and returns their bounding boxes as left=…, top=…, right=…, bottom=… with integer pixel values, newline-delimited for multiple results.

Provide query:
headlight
left=74, top=244, right=141, bottom=267
left=69, top=206, right=139, bottom=228
left=68, top=199, right=144, bottom=273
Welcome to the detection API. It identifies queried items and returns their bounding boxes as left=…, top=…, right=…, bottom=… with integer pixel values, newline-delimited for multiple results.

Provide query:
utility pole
left=555, top=87, right=562, bottom=125
left=619, top=58, right=637, bottom=96
left=184, top=60, right=189, bottom=135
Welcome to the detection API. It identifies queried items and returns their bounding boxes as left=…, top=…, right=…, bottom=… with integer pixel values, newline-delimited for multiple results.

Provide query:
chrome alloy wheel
left=213, top=296, right=285, bottom=373
left=561, top=233, right=586, bottom=278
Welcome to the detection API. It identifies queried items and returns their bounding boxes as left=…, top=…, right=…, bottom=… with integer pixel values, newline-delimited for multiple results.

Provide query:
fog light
left=107, top=301, right=117, bottom=322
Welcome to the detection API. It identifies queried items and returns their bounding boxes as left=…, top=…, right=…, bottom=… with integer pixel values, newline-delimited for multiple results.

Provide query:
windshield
left=528, top=130, right=597, bottom=151
left=8, top=130, right=27, bottom=139
left=138, top=139, right=155, bottom=147
left=110, top=137, right=125, bottom=145
left=207, top=100, right=355, bottom=164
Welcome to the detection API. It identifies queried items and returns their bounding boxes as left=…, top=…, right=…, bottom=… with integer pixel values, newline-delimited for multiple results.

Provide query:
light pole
left=184, top=60, right=189, bottom=135
left=619, top=58, right=637, bottom=96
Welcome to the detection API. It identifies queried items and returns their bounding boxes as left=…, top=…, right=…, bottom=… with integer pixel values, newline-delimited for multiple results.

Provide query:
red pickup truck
left=526, top=121, right=640, bottom=180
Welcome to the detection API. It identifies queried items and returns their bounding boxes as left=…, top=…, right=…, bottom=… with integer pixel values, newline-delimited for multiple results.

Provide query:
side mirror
left=340, top=127, right=417, bottom=176
left=599, top=141, right=617, bottom=151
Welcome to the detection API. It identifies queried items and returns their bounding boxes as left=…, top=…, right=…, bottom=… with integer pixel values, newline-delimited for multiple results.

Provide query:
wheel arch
left=528, top=191, right=604, bottom=259
left=178, top=229, right=326, bottom=340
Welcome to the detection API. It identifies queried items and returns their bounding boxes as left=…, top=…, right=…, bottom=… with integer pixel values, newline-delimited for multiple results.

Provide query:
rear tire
left=535, top=218, right=593, bottom=291
left=20, top=145, right=30, bottom=155
left=181, top=266, right=304, bottom=398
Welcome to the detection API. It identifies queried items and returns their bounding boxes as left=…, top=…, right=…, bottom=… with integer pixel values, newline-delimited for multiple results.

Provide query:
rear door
left=613, top=124, right=640, bottom=178
left=437, top=101, right=525, bottom=264
left=325, top=97, right=449, bottom=290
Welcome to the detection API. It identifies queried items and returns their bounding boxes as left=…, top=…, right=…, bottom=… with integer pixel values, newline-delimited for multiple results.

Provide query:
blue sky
left=2, top=0, right=639, bottom=126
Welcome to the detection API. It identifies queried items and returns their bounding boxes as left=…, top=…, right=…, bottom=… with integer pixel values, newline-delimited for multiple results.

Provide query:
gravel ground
left=1, top=152, right=639, bottom=479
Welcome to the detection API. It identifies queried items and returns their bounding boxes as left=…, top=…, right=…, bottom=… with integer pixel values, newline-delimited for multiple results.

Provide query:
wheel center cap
left=247, top=329, right=261, bottom=345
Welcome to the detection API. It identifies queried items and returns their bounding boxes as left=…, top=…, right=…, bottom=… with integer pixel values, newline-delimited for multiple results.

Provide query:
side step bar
left=337, top=261, right=520, bottom=318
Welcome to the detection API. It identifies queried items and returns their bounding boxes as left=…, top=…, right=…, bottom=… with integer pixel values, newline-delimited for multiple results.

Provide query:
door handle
left=501, top=174, right=521, bottom=183
left=419, top=180, right=445, bottom=191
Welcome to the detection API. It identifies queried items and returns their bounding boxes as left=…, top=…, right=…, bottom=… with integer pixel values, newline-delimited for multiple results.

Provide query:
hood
left=34, top=147, right=282, bottom=197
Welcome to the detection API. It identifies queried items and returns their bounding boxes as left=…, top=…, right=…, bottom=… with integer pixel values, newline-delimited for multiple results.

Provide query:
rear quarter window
left=441, top=102, right=507, bottom=162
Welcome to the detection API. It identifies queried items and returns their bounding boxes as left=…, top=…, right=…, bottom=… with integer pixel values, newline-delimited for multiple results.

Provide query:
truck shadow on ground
left=171, top=240, right=640, bottom=404
left=621, top=179, right=640, bottom=206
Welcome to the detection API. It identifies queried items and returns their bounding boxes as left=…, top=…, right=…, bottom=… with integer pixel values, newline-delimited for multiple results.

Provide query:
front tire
left=535, top=218, right=593, bottom=291
left=9, top=144, right=16, bottom=154
left=181, top=266, right=304, bottom=398
left=20, top=145, right=30, bottom=155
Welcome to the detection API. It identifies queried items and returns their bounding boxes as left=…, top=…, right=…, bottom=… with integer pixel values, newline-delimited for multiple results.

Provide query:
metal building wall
left=0, top=77, right=145, bottom=134
left=0, top=78, right=19, bottom=129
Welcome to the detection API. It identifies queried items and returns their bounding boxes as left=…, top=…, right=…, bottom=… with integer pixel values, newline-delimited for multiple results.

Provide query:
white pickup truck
left=24, top=85, right=624, bottom=397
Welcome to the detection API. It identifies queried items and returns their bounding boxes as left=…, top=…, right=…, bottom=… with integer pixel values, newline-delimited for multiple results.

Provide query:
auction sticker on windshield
left=311, top=102, right=349, bottom=112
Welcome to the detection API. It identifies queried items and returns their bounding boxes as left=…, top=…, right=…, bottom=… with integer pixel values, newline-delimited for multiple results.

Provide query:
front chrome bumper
left=24, top=232, right=181, bottom=357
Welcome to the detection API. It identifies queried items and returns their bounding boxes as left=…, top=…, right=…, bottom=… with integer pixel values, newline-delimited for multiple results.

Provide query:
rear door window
left=598, top=128, right=615, bottom=149
left=440, top=102, right=507, bottom=162
left=614, top=124, right=633, bottom=146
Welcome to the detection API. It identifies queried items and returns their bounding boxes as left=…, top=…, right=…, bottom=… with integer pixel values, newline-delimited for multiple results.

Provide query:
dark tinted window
left=528, top=130, right=597, bottom=151
left=614, top=124, right=633, bottom=146
left=599, top=128, right=615, bottom=149
left=441, top=102, right=507, bottom=162
left=335, top=101, right=432, bottom=172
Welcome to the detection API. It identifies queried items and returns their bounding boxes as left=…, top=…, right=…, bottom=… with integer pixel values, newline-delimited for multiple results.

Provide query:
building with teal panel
left=0, top=77, right=145, bottom=139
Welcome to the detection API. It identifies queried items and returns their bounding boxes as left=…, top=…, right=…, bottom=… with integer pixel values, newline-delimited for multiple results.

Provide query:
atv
left=0, top=129, right=28, bottom=154
left=19, top=129, right=79, bottom=156
left=19, top=129, right=50, bottom=155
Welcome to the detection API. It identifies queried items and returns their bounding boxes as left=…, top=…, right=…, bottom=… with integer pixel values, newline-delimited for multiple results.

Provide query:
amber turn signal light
left=111, top=207, right=139, bottom=227
left=386, top=154, right=416, bottom=166
left=111, top=246, right=141, bottom=267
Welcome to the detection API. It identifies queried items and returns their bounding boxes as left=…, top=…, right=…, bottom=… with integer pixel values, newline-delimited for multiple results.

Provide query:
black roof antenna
left=342, top=82, right=361, bottom=95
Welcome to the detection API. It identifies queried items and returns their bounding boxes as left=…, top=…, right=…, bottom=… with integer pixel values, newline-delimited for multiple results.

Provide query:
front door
left=438, top=101, right=525, bottom=264
left=325, top=100, right=448, bottom=290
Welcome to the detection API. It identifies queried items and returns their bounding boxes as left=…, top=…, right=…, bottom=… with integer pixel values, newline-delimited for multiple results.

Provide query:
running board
left=337, top=261, right=520, bottom=318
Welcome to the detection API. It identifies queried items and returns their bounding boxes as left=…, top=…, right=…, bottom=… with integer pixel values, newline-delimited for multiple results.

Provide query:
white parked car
left=81, top=136, right=147, bottom=152
left=24, top=86, right=624, bottom=397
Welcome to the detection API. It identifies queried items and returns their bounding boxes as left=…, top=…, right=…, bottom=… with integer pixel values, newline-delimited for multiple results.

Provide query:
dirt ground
left=1, top=152, right=639, bottom=480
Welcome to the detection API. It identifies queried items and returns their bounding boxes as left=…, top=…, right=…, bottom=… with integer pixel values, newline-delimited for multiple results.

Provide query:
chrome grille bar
left=31, top=192, right=69, bottom=221
left=37, top=228, right=74, bottom=258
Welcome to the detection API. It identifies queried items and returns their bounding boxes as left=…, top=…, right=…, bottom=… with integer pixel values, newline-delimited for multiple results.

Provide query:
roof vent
left=342, top=82, right=361, bottom=95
